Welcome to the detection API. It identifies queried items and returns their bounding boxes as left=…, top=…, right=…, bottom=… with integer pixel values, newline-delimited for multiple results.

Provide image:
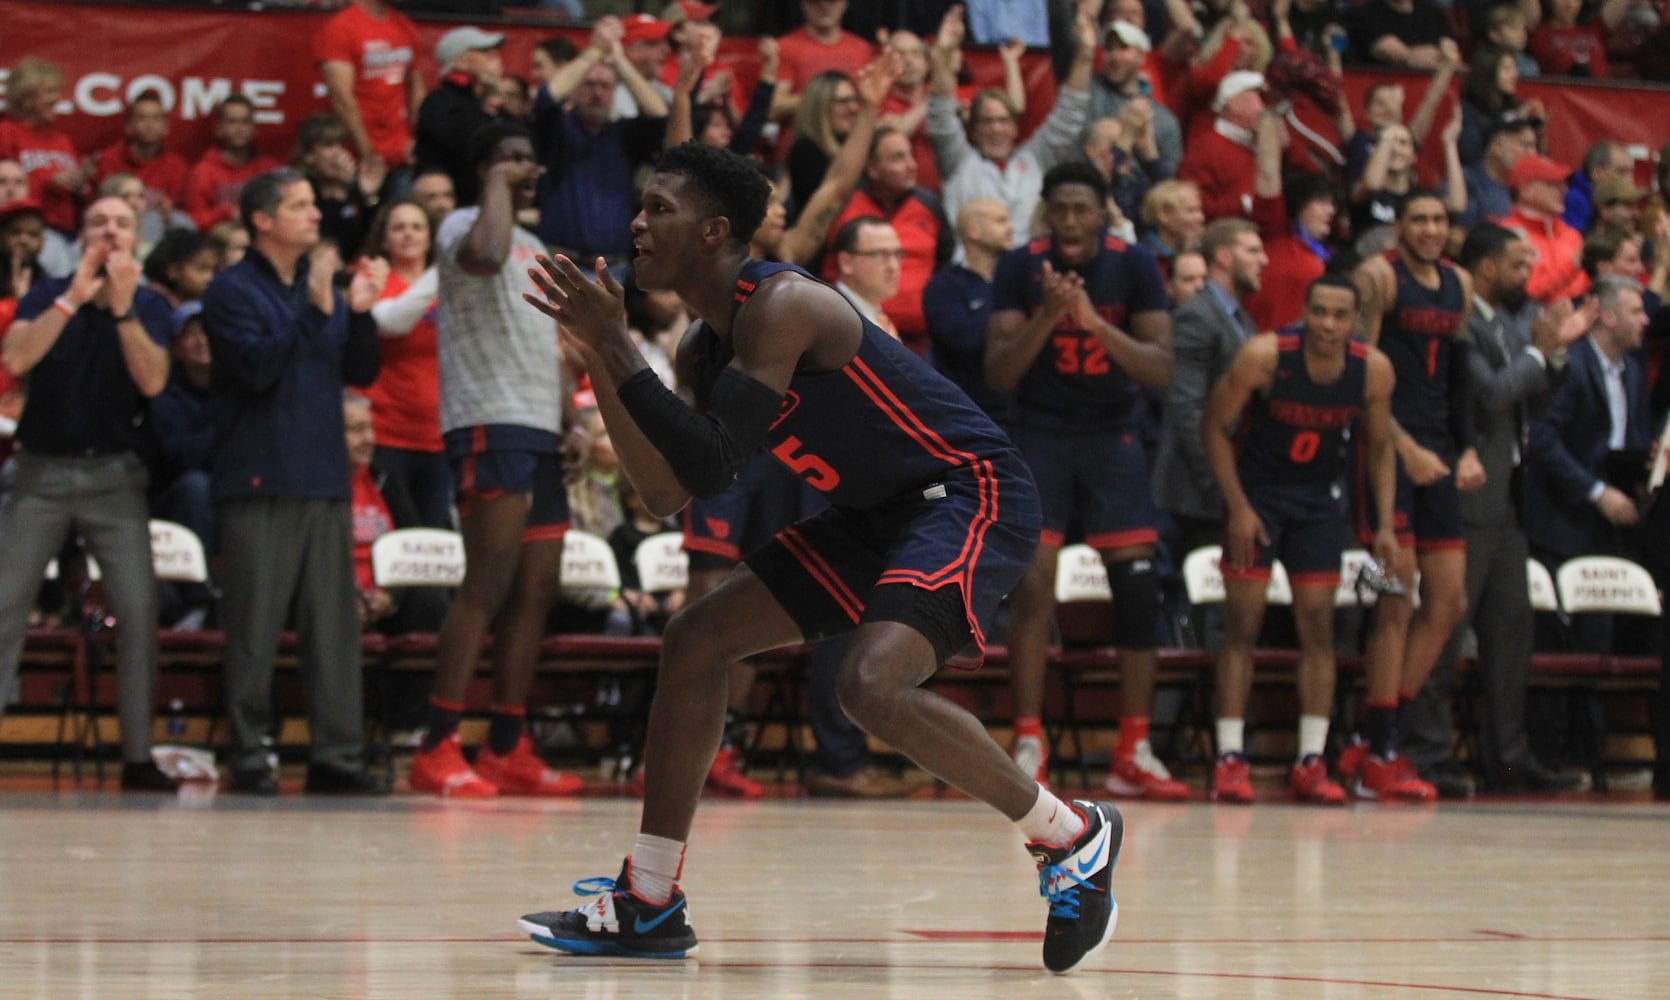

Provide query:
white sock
left=1217, top=718, right=1245, bottom=757
left=628, top=833, right=686, bottom=905
left=1017, top=785, right=1085, bottom=846
left=1298, top=715, right=1330, bottom=761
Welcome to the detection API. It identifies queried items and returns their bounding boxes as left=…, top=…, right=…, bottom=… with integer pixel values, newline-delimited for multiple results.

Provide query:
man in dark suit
left=1153, top=217, right=1267, bottom=561
left=1525, top=275, right=1654, bottom=650
left=1402, top=225, right=1589, bottom=794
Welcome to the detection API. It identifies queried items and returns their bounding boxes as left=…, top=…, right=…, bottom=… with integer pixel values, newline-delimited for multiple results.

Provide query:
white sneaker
left=1013, top=734, right=1048, bottom=785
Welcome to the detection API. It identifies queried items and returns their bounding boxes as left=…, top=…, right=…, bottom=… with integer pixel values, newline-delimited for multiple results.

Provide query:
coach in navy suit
left=1524, top=276, right=1654, bottom=569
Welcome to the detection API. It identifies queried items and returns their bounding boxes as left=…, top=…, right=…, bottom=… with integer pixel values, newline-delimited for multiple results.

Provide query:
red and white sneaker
left=706, top=746, right=765, bottom=798
left=1013, top=734, right=1049, bottom=786
left=1289, top=754, right=1347, bottom=805
left=1336, top=736, right=1368, bottom=783
left=1105, top=740, right=1191, bottom=801
left=1354, top=752, right=1437, bottom=802
left=409, top=733, right=498, bottom=798
left=475, top=736, right=585, bottom=796
left=1210, top=752, right=1255, bottom=804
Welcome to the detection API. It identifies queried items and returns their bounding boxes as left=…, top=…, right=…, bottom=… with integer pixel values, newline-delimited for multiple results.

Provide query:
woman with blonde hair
left=0, top=57, right=90, bottom=235
left=784, top=70, right=862, bottom=222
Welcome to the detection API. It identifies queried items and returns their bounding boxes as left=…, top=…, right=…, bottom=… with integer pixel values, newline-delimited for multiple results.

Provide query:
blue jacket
left=202, top=249, right=381, bottom=501
left=1525, top=336, right=1652, bottom=560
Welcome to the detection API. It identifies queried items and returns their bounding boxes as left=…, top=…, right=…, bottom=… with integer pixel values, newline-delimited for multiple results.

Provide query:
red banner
left=1, top=1, right=1665, bottom=185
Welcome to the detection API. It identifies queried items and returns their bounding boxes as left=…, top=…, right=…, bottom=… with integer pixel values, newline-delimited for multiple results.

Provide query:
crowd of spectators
left=0, top=0, right=1668, bottom=799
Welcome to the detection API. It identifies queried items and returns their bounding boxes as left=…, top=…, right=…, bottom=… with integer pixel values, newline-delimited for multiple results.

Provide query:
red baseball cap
left=0, top=198, right=45, bottom=228
left=1507, top=153, right=1570, bottom=192
left=623, top=14, right=673, bottom=46
left=676, top=0, right=719, bottom=21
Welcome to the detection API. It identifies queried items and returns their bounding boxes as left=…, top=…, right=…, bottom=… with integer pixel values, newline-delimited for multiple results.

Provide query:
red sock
left=1116, top=715, right=1151, bottom=761
left=1014, top=715, right=1043, bottom=739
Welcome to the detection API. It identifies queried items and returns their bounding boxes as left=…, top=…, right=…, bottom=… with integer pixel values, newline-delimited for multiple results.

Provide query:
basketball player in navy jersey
left=516, top=142, right=1122, bottom=975
left=1202, top=275, right=1400, bottom=805
left=1346, top=190, right=1482, bottom=801
left=985, top=161, right=1184, bottom=800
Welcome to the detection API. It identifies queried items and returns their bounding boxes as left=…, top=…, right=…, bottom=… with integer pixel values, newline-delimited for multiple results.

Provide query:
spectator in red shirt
left=183, top=96, right=281, bottom=231
left=1248, top=115, right=1341, bottom=331
left=361, top=199, right=451, bottom=531
left=1177, top=70, right=1266, bottom=221
left=92, top=92, right=189, bottom=226
left=774, top=0, right=877, bottom=120
left=877, top=29, right=942, bottom=193
left=314, top=0, right=425, bottom=182
left=1503, top=152, right=1591, bottom=304
left=0, top=58, right=90, bottom=237
left=1528, top=0, right=1630, bottom=78
left=821, top=126, right=953, bottom=356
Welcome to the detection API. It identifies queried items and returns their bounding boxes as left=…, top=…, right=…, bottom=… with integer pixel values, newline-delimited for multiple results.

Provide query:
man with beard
left=1400, top=223, right=1589, bottom=794
left=1342, top=189, right=1482, bottom=802
left=408, top=122, right=587, bottom=799
left=985, top=161, right=1181, bottom=799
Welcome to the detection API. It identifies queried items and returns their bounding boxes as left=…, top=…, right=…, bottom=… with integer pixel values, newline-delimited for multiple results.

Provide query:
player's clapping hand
left=1401, top=441, right=1450, bottom=486
left=525, top=254, right=627, bottom=362
left=1040, top=261, right=1086, bottom=321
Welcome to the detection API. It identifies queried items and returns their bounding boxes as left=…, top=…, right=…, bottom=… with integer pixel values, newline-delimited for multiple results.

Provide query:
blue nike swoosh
left=633, top=898, right=686, bottom=934
left=1073, top=822, right=1110, bottom=877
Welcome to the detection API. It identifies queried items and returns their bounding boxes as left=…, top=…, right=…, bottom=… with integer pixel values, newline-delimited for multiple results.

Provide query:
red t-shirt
left=183, top=148, right=280, bottom=231
left=822, top=189, right=943, bottom=353
left=1247, top=193, right=1325, bottom=332
left=351, top=463, right=394, bottom=592
left=880, top=91, right=941, bottom=193
left=0, top=120, right=83, bottom=234
left=1528, top=23, right=1610, bottom=79
left=93, top=141, right=190, bottom=209
left=313, top=3, right=421, bottom=165
left=363, top=269, right=443, bottom=453
left=774, top=28, right=877, bottom=93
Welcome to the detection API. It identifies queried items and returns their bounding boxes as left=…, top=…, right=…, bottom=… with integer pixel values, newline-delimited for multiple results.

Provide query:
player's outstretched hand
left=525, top=254, right=627, bottom=358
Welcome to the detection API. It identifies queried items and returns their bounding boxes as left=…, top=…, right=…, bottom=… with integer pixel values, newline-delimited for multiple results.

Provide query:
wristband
left=52, top=296, right=76, bottom=319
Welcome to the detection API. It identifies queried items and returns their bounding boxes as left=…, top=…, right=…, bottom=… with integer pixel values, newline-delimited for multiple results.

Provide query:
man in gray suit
left=1154, top=217, right=1266, bottom=573
left=1401, top=224, right=1588, bottom=794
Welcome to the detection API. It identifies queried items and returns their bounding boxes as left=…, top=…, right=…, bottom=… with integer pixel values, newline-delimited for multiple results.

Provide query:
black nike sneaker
left=1028, top=800, right=1124, bottom=974
left=520, top=861, right=698, bottom=959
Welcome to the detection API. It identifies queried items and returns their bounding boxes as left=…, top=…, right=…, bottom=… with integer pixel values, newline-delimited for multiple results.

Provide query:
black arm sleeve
left=616, top=366, right=785, bottom=499
left=1448, top=336, right=1475, bottom=453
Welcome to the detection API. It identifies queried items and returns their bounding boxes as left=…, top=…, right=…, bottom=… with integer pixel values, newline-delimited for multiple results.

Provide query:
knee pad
left=1107, top=558, right=1161, bottom=650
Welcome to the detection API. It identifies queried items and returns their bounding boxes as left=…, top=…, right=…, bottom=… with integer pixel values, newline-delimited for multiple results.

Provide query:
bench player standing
left=1345, top=190, right=1482, bottom=801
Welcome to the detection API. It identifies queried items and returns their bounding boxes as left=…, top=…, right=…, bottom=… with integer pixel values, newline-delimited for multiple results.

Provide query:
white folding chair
left=1526, top=557, right=1560, bottom=613
left=149, top=519, right=209, bottom=585
left=371, top=528, right=467, bottom=589
left=1054, top=543, right=1112, bottom=603
left=561, top=529, right=622, bottom=594
left=633, top=531, right=689, bottom=595
left=1183, top=545, right=1290, bottom=606
left=1554, top=556, right=1662, bottom=617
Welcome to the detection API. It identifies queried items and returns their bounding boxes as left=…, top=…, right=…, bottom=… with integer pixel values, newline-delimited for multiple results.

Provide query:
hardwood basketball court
left=1, top=782, right=1665, bottom=999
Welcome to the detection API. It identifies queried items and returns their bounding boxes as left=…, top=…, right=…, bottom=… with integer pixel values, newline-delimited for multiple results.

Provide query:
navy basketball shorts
left=444, top=424, right=570, bottom=543
left=682, top=453, right=823, bottom=572
left=1354, top=437, right=1464, bottom=554
left=1009, top=422, right=1159, bottom=550
left=1223, top=488, right=1350, bottom=588
left=746, top=462, right=1040, bottom=669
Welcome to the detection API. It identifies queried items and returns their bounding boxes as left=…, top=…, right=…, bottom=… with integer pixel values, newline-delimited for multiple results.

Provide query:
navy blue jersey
left=1379, top=252, right=1464, bottom=444
left=686, top=259, right=1031, bottom=512
left=1237, top=333, right=1368, bottom=498
left=990, top=229, right=1169, bottom=430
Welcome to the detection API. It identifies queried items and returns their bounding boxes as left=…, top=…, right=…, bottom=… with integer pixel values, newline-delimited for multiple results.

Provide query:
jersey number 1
left=772, top=436, right=840, bottom=492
